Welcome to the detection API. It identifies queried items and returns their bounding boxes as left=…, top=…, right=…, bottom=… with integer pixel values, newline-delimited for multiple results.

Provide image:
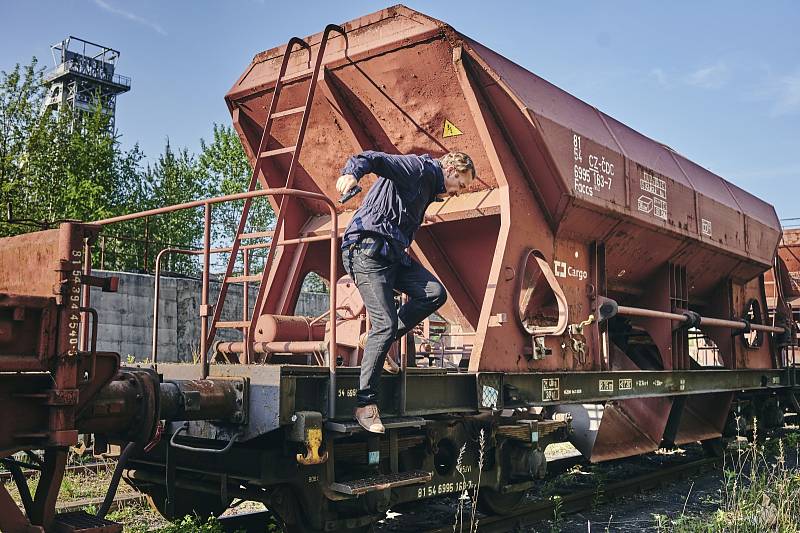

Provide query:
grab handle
left=169, top=423, right=241, bottom=454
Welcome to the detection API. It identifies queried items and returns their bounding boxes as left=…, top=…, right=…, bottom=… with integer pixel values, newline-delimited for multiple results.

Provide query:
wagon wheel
left=476, top=488, right=527, bottom=515
left=701, top=437, right=726, bottom=458
left=272, top=489, right=378, bottom=533
left=276, top=506, right=378, bottom=533
left=143, top=485, right=231, bottom=521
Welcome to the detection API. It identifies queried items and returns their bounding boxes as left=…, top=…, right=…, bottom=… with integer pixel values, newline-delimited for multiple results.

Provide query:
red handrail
left=93, top=187, right=339, bottom=383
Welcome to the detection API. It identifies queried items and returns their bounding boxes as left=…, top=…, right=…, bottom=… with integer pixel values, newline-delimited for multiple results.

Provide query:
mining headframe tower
left=41, top=36, right=130, bottom=131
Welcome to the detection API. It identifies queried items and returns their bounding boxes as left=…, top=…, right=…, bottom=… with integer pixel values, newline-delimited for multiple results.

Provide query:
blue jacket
left=341, top=151, right=445, bottom=262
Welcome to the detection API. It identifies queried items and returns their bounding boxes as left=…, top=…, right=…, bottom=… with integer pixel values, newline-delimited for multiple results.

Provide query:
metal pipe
left=214, top=341, right=327, bottom=355
left=328, top=197, right=338, bottom=420
left=415, top=349, right=474, bottom=355
left=616, top=305, right=785, bottom=334
left=308, top=308, right=330, bottom=327
left=201, top=204, right=211, bottom=378
left=96, top=441, right=137, bottom=519
left=242, top=248, right=250, bottom=364
left=277, top=234, right=331, bottom=246
left=152, top=249, right=172, bottom=368
left=400, top=294, right=408, bottom=414
left=241, top=243, right=271, bottom=251
left=92, top=187, right=336, bottom=226
left=169, top=424, right=241, bottom=454
left=153, top=248, right=203, bottom=367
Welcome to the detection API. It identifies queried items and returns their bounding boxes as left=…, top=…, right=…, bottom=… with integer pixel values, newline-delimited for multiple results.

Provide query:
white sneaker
left=354, top=404, right=385, bottom=434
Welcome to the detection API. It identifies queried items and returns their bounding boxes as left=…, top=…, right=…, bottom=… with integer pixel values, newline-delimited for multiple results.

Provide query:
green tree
left=0, top=59, right=48, bottom=236
left=0, top=58, right=143, bottom=240
left=22, top=102, right=117, bottom=223
left=302, top=272, right=329, bottom=293
left=0, top=61, right=282, bottom=280
left=141, top=140, right=205, bottom=274
left=197, top=123, right=274, bottom=273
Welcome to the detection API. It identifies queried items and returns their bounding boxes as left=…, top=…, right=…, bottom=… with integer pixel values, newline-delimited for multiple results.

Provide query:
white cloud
left=686, top=61, right=729, bottom=89
left=771, top=72, right=800, bottom=116
left=749, top=67, right=800, bottom=117
left=93, top=0, right=166, bottom=36
left=650, top=67, right=667, bottom=86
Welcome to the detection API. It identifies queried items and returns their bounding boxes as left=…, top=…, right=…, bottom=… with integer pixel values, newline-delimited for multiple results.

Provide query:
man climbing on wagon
left=336, top=150, right=476, bottom=433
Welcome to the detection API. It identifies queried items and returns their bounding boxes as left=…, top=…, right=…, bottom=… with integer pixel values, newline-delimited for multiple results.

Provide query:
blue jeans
left=342, top=240, right=447, bottom=407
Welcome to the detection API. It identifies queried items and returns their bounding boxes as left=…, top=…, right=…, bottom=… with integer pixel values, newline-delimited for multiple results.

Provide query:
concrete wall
left=89, top=271, right=329, bottom=362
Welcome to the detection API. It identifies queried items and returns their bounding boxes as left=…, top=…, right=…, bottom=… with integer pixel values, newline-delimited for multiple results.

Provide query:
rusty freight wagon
left=1, top=5, right=797, bottom=533
left=766, top=228, right=800, bottom=338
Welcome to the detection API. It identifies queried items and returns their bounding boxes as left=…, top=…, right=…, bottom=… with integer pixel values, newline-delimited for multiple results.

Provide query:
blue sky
left=2, top=1, right=799, bottom=218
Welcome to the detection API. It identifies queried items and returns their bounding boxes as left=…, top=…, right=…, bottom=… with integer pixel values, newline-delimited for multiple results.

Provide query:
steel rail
left=421, top=456, right=721, bottom=533
left=55, top=493, right=144, bottom=515
left=616, top=304, right=786, bottom=334
left=0, top=461, right=117, bottom=483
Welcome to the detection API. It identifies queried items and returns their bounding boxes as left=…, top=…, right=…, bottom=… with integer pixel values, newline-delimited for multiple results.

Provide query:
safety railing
left=150, top=242, right=272, bottom=369
left=93, top=188, right=339, bottom=397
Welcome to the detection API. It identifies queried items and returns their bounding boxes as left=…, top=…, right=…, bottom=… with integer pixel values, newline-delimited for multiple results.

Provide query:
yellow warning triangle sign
left=443, top=119, right=463, bottom=138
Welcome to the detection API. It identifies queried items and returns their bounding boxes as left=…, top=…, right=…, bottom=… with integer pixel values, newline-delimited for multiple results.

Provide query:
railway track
left=0, top=439, right=773, bottom=531
left=0, top=448, right=745, bottom=531
left=0, top=461, right=116, bottom=483
left=422, top=456, right=720, bottom=533
left=204, top=452, right=720, bottom=533
left=55, top=493, right=145, bottom=514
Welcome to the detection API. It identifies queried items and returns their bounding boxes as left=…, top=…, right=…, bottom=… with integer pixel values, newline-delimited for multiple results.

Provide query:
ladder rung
left=239, top=230, right=274, bottom=240
left=226, top=275, right=262, bottom=283
left=216, top=321, right=251, bottom=329
left=271, top=106, right=305, bottom=119
left=260, top=146, right=296, bottom=158
left=279, top=68, right=314, bottom=84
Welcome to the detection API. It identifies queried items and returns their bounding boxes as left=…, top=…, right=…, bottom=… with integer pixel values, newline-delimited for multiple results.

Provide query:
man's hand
left=336, top=174, right=358, bottom=195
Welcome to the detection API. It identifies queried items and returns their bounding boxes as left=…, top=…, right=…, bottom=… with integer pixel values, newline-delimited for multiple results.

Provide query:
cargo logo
left=554, top=260, right=587, bottom=282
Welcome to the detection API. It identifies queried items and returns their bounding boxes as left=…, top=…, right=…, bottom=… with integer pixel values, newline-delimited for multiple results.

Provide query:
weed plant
left=655, top=417, right=800, bottom=532
left=453, top=428, right=485, bottom=533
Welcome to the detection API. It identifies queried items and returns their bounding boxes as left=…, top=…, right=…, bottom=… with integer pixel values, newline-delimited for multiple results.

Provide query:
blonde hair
left=439, top=151, right=476, bottom=180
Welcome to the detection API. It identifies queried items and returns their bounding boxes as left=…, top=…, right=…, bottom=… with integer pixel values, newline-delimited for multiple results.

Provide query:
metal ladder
left=206, top=25, right=345, bottom=364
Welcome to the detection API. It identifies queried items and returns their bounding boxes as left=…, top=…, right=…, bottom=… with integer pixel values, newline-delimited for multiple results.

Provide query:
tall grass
left=656, top=418, right=800, bottom=532
left=453, top=428, right=485, bottom=533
